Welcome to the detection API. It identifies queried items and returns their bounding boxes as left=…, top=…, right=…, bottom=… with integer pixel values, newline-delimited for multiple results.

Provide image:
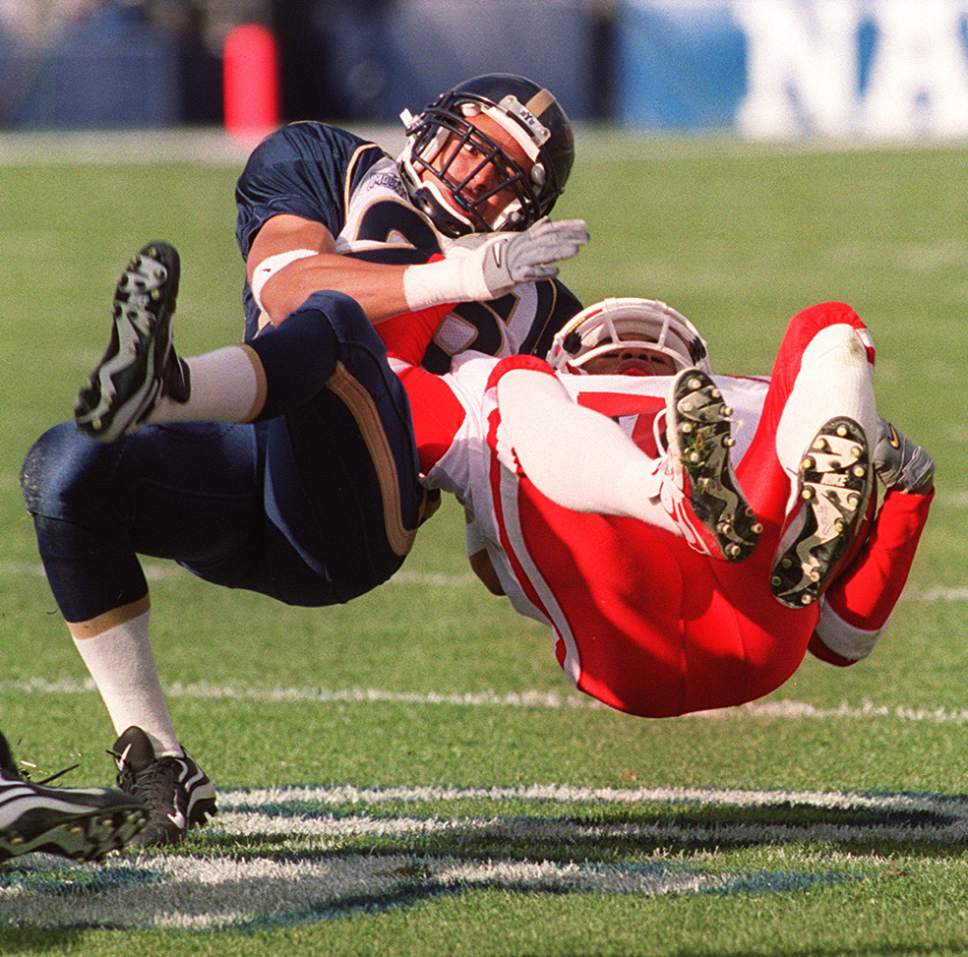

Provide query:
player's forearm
left=255, top=217, right=589, bottom=326
left=259, top=255, right=413, bottom=325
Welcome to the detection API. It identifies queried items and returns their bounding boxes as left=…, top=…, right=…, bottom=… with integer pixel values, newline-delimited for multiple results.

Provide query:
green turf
left=0, top=132, right=965, bottom=956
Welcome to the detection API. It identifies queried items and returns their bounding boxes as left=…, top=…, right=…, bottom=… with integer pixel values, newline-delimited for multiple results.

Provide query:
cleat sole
left=667, top=369, right=762, bottom=562
left=770, top=416, right=873, bottom=608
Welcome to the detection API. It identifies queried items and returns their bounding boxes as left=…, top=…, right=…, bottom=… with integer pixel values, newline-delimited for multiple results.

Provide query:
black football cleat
left=110, top=726, right=216, bottom=847
left=75, top=242, right=190, bottom=443
left=0, top=733, right=147, bottom=863
left=771, top=416, right=873, bottom=608
left=665, top=368, right=762, bottom=561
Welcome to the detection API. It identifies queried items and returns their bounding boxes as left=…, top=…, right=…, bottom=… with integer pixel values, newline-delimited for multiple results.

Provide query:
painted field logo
left=0, top=784, right=965, bottom=931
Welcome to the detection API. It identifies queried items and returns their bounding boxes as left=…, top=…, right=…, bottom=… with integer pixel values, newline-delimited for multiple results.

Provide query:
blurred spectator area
left=0, top=0, right=609, bottom=128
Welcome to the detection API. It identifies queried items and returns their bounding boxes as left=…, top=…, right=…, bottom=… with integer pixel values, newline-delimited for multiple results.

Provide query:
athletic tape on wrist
left=402, top=259, right=467, bottom=311
left=250, top=249, right=318, bottom=312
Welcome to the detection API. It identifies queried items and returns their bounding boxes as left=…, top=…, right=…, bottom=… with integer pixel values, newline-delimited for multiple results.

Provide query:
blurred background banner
left=2, top=0, right=968, bottom=139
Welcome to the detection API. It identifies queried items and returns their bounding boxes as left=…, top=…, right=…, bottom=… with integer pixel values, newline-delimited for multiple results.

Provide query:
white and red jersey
left=415, top=356, right=769, bottom=617
left=385, top=302, right=933, bottom=718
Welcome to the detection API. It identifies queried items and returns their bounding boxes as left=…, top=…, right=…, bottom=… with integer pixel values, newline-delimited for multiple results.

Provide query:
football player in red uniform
left=385, top=296, right=934, bottom=717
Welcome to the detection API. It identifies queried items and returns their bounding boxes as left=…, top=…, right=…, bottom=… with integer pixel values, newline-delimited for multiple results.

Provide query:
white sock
left=71, top=610, right=182, bottom=758
left=148, top=345, right=265, bottom=424
left=496, top=369, right=680, bottom=533
left=775, top=324, right=878, bottom=478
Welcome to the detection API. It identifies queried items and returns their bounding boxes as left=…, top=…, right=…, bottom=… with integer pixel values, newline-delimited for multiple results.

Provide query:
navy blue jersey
left=235, top=122, right=581, bottom=370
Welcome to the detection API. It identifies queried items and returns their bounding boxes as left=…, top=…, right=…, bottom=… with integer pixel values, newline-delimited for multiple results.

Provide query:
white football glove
left=402, top=217, right=589, bottom=309
left=872, top=417, right=935, bottom=492
left=446, top=217, right=590, bottom=299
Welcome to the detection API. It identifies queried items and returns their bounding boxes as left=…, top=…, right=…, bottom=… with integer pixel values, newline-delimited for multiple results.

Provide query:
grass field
left=0, top=130, right=965, bottom=956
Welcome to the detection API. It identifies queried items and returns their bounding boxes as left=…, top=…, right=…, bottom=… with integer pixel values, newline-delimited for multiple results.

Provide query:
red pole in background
left=223, top=23, right=280, bottom=145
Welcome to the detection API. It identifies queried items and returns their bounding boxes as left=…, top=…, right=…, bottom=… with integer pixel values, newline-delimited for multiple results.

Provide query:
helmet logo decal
left=499, top=94, right=551, bottom=146
left=687, top=338, right=708, bottom=365
left=525, top=89, right=555, bottom=120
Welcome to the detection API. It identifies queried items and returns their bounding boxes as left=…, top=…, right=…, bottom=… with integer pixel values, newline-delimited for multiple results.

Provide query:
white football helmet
left=546, top=297, right=711, bottom=376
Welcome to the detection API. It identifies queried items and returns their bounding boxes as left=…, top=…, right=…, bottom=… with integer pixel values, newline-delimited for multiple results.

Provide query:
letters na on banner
left=733, top=0, right=968, bottom=138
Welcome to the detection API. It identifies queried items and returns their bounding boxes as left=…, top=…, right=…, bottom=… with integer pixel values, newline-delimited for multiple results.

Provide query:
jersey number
left=356, top=199, right=519, bottom=372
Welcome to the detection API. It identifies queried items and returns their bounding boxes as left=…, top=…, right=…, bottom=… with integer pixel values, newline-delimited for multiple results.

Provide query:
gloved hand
left=402, top=217, right=589, bottom=309
left=446, top=217, right=590, bottom=299
left=872, top=417, right=935, bottom=492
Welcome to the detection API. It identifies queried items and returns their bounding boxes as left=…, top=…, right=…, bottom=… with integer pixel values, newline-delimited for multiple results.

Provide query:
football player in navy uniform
left=20, top=74, right=588, bottom=847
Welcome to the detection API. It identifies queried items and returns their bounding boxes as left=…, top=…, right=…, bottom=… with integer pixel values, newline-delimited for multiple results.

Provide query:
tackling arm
left=248, top=213, right=589, bottom=328
left=248, top=214, right=417, bottom=325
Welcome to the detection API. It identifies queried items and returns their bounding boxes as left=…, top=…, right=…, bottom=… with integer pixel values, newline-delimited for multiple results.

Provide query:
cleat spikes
left=751, top=522, right=764, bottom=534
left=74, top=242, right=186, bottom=443
left=771, top=416, right=872, bottom=609
left=665, top=368, right=760, bottom=562
left=0, top=730, right=147, bottom=863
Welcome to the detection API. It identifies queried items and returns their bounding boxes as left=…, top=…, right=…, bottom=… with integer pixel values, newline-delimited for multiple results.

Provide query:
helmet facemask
left=398, top=75, right=571, bottom=238
left=399, top=104, right=540, bottom=235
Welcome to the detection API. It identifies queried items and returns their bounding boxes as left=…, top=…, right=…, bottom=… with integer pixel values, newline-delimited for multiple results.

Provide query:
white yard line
left=3, top=675, right=968, bottom=724
left=0, top=783, right=963, bottom=931
left=219, top=782, right=968, bottom=818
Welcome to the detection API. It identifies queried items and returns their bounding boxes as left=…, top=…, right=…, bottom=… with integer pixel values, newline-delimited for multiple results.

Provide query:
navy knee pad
left=249, top=291, right=387, bottom=421
left=21, top=422, right=124, bottom=526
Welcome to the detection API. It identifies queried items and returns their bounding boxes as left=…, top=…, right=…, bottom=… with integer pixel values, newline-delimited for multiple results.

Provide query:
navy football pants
left=21, top=292, right=424, bottom=621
